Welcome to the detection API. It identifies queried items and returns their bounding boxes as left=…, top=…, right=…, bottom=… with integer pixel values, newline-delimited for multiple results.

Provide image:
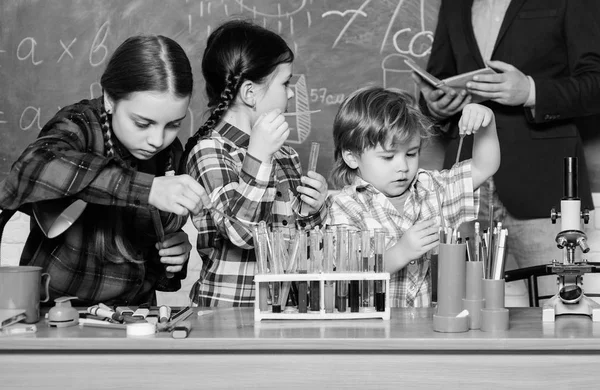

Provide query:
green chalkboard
left=0, top=0, right=444, bottom=187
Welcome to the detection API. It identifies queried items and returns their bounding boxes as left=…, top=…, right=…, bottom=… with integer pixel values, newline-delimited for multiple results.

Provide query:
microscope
left=544, top=157, right=600, bottom=322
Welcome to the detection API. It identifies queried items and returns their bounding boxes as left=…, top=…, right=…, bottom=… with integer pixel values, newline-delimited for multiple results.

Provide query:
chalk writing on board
left=90, top=83, right=103, bottom=101
left=323, top=0, right=371, bottom=49
left=310, top=89, right=345, bottom=106
left=58, top=38, right=77, bottom=63
left=0, top=0, right=443, bottom=185
left=90, top=21, right=110, bottom=67
left=287, top=74, right=311, bottom=144
left=17, top=37, right=43, bottom=65
left=19, top=107, right=41, bottom=131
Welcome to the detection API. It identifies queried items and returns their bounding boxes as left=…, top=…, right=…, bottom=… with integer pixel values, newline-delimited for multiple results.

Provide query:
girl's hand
left=397, top=219, right=439, bottom=261
left=149, top=174, right=212, bottom=216
left=297, top=171, right=328, bottom=214
left=458, top=103, right=494, bottom=135
left=247, top=109, right=290, bottom=162
left=156, top=230, right=192, bottom=274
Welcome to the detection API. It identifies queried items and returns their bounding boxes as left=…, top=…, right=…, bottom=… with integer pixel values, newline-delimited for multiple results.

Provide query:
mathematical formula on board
left=0, top=0, right=439, bottom=140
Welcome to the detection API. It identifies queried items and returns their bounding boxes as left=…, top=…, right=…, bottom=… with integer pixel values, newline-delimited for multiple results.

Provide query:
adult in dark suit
left=417, top=0, right=600, bottom=303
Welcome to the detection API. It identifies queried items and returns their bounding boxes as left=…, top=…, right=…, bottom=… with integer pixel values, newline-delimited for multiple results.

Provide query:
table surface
left=2, top=307, right=600, bottom=352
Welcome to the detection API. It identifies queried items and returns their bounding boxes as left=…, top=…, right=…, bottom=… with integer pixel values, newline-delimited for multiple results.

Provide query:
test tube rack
left=253, top=272, right=391, bottom=321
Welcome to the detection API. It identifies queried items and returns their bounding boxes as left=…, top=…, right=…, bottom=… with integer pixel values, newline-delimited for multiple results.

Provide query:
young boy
left=326, top=86, right=500, bottom=307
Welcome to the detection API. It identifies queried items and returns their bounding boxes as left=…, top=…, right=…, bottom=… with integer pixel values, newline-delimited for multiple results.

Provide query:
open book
left=405, top=58, right=496, bottom=103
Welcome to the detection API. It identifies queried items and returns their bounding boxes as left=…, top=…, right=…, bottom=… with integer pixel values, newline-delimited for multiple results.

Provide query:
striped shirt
left=325, top=160, right=479, bottom=307
left=0, top=98, right=187, bottom=306
left=186, top=122, right=326, bottom=307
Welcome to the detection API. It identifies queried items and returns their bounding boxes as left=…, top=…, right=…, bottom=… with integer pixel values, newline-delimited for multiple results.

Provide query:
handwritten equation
left=0, top=0, right=439, bottom=138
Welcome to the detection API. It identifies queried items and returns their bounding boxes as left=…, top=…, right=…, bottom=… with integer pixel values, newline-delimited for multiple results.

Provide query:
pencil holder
left=433, top=243, right=468, bottom=333
left=463, top=261, right=484, bottom=330
left=481, top=278, right=509, bottom=332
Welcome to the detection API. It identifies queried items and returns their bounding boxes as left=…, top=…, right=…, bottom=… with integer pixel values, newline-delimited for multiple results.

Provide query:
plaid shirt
left=325, top=160, right=479, bottom=308
left=186, top=122, right=326, bottom=307
left=0, top=98, right=187, bottom=306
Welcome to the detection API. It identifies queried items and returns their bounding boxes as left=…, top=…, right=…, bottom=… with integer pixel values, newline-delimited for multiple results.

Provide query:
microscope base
left=542, top=294, right=600, bottom=322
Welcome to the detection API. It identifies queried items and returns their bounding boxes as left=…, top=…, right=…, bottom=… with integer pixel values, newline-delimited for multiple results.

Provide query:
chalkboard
left=0, top=0, right=447, bottom=188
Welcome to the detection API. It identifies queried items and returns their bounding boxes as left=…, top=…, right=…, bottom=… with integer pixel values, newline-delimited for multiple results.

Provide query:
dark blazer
left=427, top=0, right=600, bottom=218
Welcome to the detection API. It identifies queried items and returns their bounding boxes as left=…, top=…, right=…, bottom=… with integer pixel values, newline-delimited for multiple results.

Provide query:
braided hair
left=181, top=19, right=294, bottom=173
left=92, top=35, right=193, bottom=264
left=99, top=97, right=115, bottom=157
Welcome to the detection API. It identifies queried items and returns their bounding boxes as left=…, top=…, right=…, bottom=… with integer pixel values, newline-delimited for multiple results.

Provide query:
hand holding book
left=405, top=59, right=496, bottom=103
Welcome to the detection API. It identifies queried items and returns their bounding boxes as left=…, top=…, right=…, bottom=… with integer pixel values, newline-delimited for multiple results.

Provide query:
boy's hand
left=248, top=109, right=290, bottom=162
left=458, top=103, right=494, bottom=135
left=397, top=219, right=439, bottom=262
left=297, top=171, right=328, bottom=215
left=156, top=230, right=192, bottom=274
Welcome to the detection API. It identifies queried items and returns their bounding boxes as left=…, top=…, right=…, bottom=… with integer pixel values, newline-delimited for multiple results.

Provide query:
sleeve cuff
left=524, top=75, right=536, bottom=108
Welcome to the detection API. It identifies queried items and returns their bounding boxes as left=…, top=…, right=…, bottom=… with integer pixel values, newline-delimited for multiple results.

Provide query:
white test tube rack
left=253, top=272, right=391, bottom=321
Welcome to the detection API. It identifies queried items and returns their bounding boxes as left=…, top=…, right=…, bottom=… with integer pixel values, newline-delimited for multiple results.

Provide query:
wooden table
left=1, top=308, right=600, bottom=389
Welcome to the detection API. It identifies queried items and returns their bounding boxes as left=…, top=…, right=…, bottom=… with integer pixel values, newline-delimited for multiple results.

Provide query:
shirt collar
left=217, top=121, right=250, bottom=148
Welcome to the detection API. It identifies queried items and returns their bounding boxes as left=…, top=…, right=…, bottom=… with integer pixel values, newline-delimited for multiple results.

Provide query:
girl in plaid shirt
left=183, top=20, right=329, bottom=307
left=326, top=87, right=500, bottom=307
left=0, top=36, right=211, bottom=306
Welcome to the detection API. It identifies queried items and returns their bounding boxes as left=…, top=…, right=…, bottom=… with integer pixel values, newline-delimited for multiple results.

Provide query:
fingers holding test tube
left=298, top=142, right=327, bottom=214
left=156, top=230, right=192, bottom=274
left=297, top=171, right=328, bottom=215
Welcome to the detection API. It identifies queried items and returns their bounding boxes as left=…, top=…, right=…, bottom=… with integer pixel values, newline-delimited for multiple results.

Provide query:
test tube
left=297, top=229, right=308, bottom=313
left=323, top=228, right=335, bottom=313
left=336, top=226, right=348, bottom=312
left=300, top=142, right=320, bottom=214
left=360, top=230, right=373, bottom=311
left=280, top=231, right=300, bottom=310
left=309, top=227, right=322, bottom=311
left=374, top=229, right=386, bottom=312
left=270, top=230, right=285, bottom=313
left=348, top=231, right=360, bottom=312
left=254, top=227, right=269, bottom=311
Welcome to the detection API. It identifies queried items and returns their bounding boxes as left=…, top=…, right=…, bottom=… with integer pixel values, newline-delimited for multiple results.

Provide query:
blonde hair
left=329, top=86, right=435, bottom=189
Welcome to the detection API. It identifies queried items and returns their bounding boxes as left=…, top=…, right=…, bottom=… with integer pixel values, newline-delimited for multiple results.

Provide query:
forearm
left=0, top=138, right=153, bottom=210
left=471, top=123, right=500, bottom=190
left=384, top=242, right=414, bottom=274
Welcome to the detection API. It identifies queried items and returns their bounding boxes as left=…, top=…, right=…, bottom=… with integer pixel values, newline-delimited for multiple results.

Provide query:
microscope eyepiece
left=563, top=157, right=579, bottom=200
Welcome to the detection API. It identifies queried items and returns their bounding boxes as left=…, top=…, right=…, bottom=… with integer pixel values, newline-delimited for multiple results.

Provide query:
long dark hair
left=96, top=35, right=193, bottom=264
left=181, top=19, right=294, bottom=172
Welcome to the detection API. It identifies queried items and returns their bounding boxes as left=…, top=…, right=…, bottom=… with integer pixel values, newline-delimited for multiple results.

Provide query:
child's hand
left=248, top=109, right=290, bottom=162
left=297, top=171, right=328, bottom=214
left=397, top=219, right=439, bottom=262
left=149, top=174, right=212, bottom=216
left=458, top=103, right=494, bottom=135
left=156, top=230, right=192, bottom=274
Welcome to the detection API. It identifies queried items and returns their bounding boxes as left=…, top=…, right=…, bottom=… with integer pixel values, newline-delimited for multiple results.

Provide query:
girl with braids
left=0, top=35, right=212, bottom=306
left=184, top=20, right=329, bottom=306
